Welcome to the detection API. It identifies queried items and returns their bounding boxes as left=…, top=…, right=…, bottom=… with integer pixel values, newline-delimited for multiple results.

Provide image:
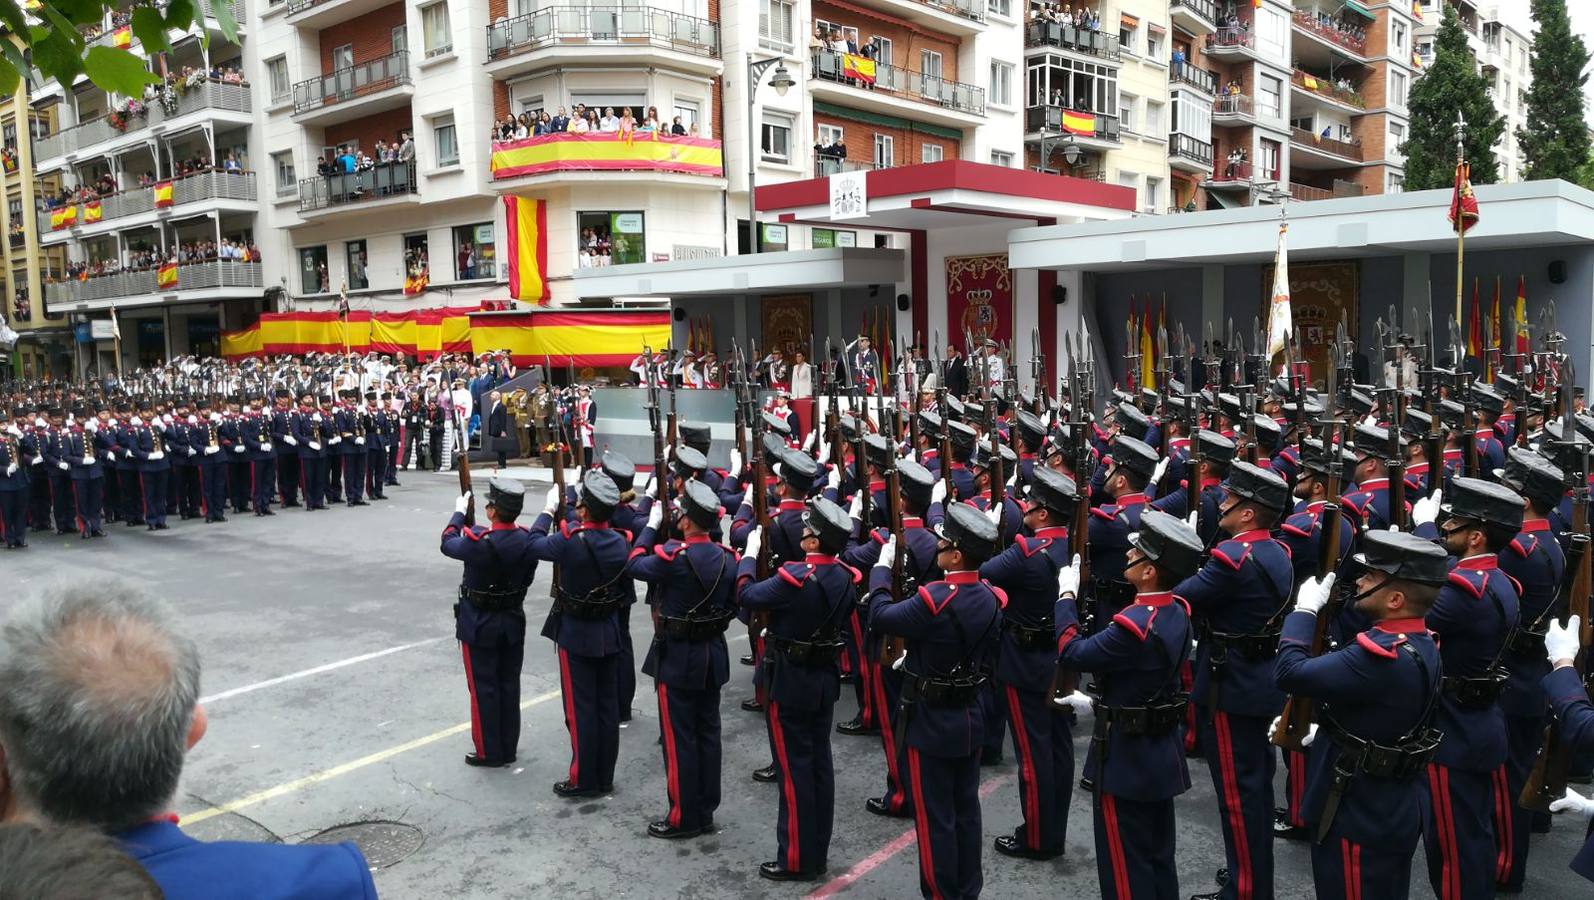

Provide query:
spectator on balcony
left=811, top=23, right=827, bottom=54
left=586, top=109, right=601, bottom=132
left=671, top=116, right=687, bottom=136
left=223, top=152, right=241, bottom=173
left=550, top=107, right=569, bottom=133
left=1171, top=46, right=1185, bottom=77
left=514, top=113, right=530, bottom=140
left=570, top=112, right=590, bottom=134
left=599, top=107, right=619, bottom=133
left=828, top=27, right=854, bottom=54
left=398, top=132, right=415, bottom=163
left=642, top=106, right=661, bottom=133
left=534, top=111, right=553, bottom=135
left=336, top=146, right=355, bottom=174
left=618, top=107, right=636, bottom=135
left=688, top=122, right=700, bottom=137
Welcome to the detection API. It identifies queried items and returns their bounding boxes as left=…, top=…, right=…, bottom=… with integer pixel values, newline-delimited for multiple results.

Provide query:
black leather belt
left=1097, top=694, right=1189, bottom=736
left=902, top=670, right=986, bottom=706
left=1204, top=628, right=1281, bottom=663
left=560, top=592, right=622, bottom=619
left=660, top=614, right=734, bottom=641
left=1323, top=721, right=1442, bottom=779
left=768, top=634, right=845, bottom=666
left=1506, top=626, right=1547, bottom=657
left=459, top=585, right=526, bottom=611
left=1442, top=671, right=1508, bottom=708
left=1005, top=619, right=1056, bottom=651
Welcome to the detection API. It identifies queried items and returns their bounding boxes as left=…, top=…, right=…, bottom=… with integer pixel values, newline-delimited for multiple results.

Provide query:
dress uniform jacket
left=1278, top=500, right=1358, bottom=588
left=979, top=527, right=1077, bottom=692
left=631, top=530, right=739, bottom=689
left=1340, top=477, right=1410, bottom=533
left=529, top=517, right=634, bottom=656
left=1086, top=492, right=1151, bottom=621
left=1545, top=665, right=1594, bottom=882
left=967, top=490, right=1025, bottom=543
left=1150, top=476, right=1224, bottom=545
left=738, top=553, right=859, bottom=710
left=1177, top=529, right=1294, bottom=717
left=118, top=819, right=377, bottom=900
left=1498, top=520, right=1566, bottom=717
left=1426, top=553, right=1520, bottom=771
left=1474, top=430, right=1507, bottom=476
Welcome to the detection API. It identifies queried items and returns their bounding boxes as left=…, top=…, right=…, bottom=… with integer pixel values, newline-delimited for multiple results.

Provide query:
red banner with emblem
left=945, top=254, right=1013, bottom=347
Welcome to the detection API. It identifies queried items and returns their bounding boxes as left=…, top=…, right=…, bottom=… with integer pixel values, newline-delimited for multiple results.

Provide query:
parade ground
left=4, top=473, right=1583, bottom=899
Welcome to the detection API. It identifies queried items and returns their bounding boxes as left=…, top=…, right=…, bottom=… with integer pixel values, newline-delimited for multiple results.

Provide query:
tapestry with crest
left=946, top=254, right=1012, bottom=348
left=1263, top=259, right=1358, bottom=383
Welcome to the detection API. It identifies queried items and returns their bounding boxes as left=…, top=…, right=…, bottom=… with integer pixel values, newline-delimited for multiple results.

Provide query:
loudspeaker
left=896, top=293, right=910, bottom=312
left=1051, top=284, right=1068, bottom=306
left=673, top=307, right=687, bottom=321
left=1549, top=260, right=1567, bottom=284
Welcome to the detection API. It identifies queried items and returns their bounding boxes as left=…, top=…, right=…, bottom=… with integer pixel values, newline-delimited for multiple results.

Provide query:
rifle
left=1521, top=356, right=1591, bottom=811
left=935, top=329, right=953, bottom=503
left=458, top=427, right=475, bottom=527
left=748, top=342, right=771, bottom=580
left=643, top=343, right=669, bottom=540
left=548, top=355, right=567, bottom=601
left=981, top=336, right=1006, bottom=540
left=1380, top=308, right=1408, bottom=531
left=664, top=346, right=678, bottom=539
left=1031, top=326, right=1045, bottom=414
left=1271, top=321, right=1349, bottom=751
left=1052, top=331, right=1091, bottom=701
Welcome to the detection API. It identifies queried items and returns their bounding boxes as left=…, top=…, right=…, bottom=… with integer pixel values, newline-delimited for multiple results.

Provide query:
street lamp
left=1035, top=129, right=1082, bottom=175
left=746, top=55, right=794, bottom=254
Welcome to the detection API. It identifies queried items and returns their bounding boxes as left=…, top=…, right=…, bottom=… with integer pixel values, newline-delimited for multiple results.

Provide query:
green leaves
left=1520, top=0, right=1591, bottom=183
left=1402, top=4, right=1506, bottom=189
left=130, top=7, right=169, bottom=53
left=207, top=0, right=238, bottom=46
left=83, top=45, right=157, bottom=95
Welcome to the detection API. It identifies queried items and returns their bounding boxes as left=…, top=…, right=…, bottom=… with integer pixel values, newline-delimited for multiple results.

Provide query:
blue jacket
left=1150, top=477, right=1224, bottom=546
left=238, top=414, right=276, bottom=462
left=64, top=427, right=103, bottom=480
left=292, top=410, right=331, bottom=459
left=1545, top=664, right=1594, bottom=883
left=630, top=530, right=739, bottom=690
left=129, top=420, right=173, bottom=473
left=1498, top=520, right=1566, bottom=718
left=529, top=516, right=634, bottom=657
left=1176, top=529, right=1295, bottom=718
left=118, top=819, right=377, bottom=900
left=1341, top=477, right=1408, bottom=532
left=737, top=554, right=858, bottom=712
left=441, top=512, right=537, bottom=646
left=1424, top=553, right=1519, bottom=771
left=842, top=519, right=941, bottom=652
left=979, top=526, right=1077, bottom=693
left=0, top=429, right=31, bottom=490
left=1278, top=499, right=1358, bottom=590
left=271, top=408, right=298, bottom=458
left=1086, top=492, right=1151, bottom=604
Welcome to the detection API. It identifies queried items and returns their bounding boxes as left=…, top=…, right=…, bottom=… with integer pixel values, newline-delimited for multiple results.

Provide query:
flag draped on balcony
left=490, top=133, right=723, bottom=179
left=153, top=180, right=174, bottom=208
left=83, top=200, right=102, bottom=223
left=112, top=25, right=131, bottom=48
left=842, top=53, right=876, bottom=85
left=1061, top=110, right=1096, bottom=136
left=1266, top=220, right=1292, bottom=361
left=503, top=196, right=550, bottom=304
left=403, top=268, right=429, bottom=296
left=157, top=262, right=177, bottom=289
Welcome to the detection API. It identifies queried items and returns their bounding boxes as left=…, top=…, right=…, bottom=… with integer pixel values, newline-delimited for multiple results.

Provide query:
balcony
left=809, top=49, right=985, bottom=127
left=489, top=133, right=725, bottom=188
left=1025, top=106, right=1120, bottom=147
left=1205, top=26, right=1260, bottom=60
left=1203, top=161, right=1279, bottom=188
left=44, top=261, right=262, bottom=309
left=1290, top=126, right=1364, bottom=165
left=485, top=7, right=721, bottom=79
left=297, top=161, right=418, bottom=214
left=1288, top=181, right=1366, bottom=202
left=1024, top=22, right=1120, bottom=62
left=1290, top=9, right=1367, bottom=59
left=33, top=81, right=253, bottom=167
left=291, top=52, right=412, bottom=124
left=285, top=0, right=398, bottom=30
left=1169, top=133, right=1214, bottom=172
left=863, top=0, right=985, bottom=34
left=39, top=172, right=258, bottom=239
left=1290, top=69, right=1365, bottom=111
left=815, top=158, right=887, bottom=177
left=1170, top=0, right=1218, bottom=36
left=1212, top=93, right=1256, bottom=123
left=1171, top=63, right=1218, bottom=95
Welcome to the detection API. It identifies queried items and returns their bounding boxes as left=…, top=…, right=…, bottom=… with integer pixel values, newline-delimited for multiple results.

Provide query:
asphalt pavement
left=2, top=472, right=1583, bottom=899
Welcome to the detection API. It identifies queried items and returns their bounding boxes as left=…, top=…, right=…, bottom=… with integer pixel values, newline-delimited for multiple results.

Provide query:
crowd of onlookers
left=490, top=104, right=697, bottom=141
left=1026, top=2, right=1102, bottom=30
left=577, top=224, right=619, bottom=268
left=315, top=136, right=415, bottom=182
left=51, top=240, right=262, bottom=283
left=39, top=152, right=249, bottom=211
left=1293, top=7, right=1366, bottom=48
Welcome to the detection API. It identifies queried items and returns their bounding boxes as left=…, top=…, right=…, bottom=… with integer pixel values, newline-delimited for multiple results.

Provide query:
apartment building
left=1415, top=1, right=1532, bottom=182
left=0, top=86, right=70, bottom=378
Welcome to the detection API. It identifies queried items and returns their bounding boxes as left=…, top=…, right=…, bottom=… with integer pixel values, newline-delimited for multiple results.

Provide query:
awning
left=1341, top=1, right=1375, bottom=21
left=1120, top=13, right=1139, bottom=28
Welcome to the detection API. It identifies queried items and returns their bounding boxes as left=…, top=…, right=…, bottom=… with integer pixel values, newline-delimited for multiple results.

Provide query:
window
left=266, top=56, right=289, bottom=102
left=759, top=0, right=793, bottom=52
left=1145, top=29, right=1162, bottom=60
left=1119, top=22, right=1138, bottom=55
left=332, top=44, right=353, bottom=71
left=811, top=228, right=856, bottom=248
left=271, top=151, right=295, bottom=198
left=1259, top=138, right=1281, bottom=179
left=1392, top=20, right=1409, bottom=55
left=673, top=99, right=700, bottom=133
left=817, top=123, right=844, bottom=146
left=1026, top=55, right=1119, bottom=115
left=920, top=50, right=943, bottom=80
left=404, top=233, right=429, bottom=283
left=433, top=116, right=458, bottom=166
left=1169, top=93, right=1208, bottom=140
left=873, top=133, right=894, bottom=168
left=874, top=37, right=893, bottom=66
left=760, top=113, right=792, bottom=163
left=1145, top=99, right=1165, bottom=137
left=1258, top=74, right=1282, bottom=117
left=990, top=150, right=1014, bottom=167
left=921, top=143, right=943, bottom=163
left=421, top=2, right=451, bottom=57
left=576, top=211, right=644, bottom=266
left=1144, top=176, right=1161, bottom=211
left=1119, top=92, right=1138, bottom=132
left=454, top=223, right=494, bottom=280
left=392, top=25, right=407, bottom=55
left=346, top=240, right=368, bottom=290
left=299, top=246, right=328, bottom=294
left=1387, top=172, right=1405, bottom=193
left=1255, top=7, right=1287, bottom=62
left=990, top=61, right=1014, bottom=107
left=813, top=19, right=858, bottom=47
left=1389, top=70, right=1408, bottom=109
left=1389, top=121, right=1406, bottom=157
left=987, top=0, right=1009, bottom=16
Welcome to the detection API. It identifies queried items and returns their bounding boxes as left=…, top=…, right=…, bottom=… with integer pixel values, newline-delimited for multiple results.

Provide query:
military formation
left=434, top=314, right=1594, bottom=900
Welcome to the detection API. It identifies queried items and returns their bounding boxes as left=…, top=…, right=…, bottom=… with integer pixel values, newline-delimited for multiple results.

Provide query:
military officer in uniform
left=240, top=398, right=277, bottom=516
left=531, top=470, right=632, bottom=797
left=628, top=480, right=740, bottom=838
left=442, top=478, right=537, bottom=767
left=737, top=497, right=858, bottom=882
left=131, top=400, right=171, bottom=530
left=66, top=405, right=106, bottom=538
left=1151, top=430, right=1235, bottom=547
left=0, top=408, right=33, bottom=547
left=113, top=400, right=144, bottom=526
left=1541, top=615, right=1594, bottom=884
left=271, top=389, right=301, bottom=508
left=1272, top=530, right=1447, bottom=900
left=1084, top=435, right=1160, bottom=632
left=1342, top=423, right=1409, bottom=532
left=364, top=391, right=389, bottom=500
left=194, top=399, right=229, bottom=523
left=1057, top=509, right=1200, bottom=900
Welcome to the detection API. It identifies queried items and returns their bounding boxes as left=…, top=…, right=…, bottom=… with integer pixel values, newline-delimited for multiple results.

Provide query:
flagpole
left=1453, top=112, right=1466, bottom=332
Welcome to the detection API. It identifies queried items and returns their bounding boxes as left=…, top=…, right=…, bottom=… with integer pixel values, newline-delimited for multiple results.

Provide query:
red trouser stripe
left=871, top=661, right=905, bottom=810
left=768, top=700, right=802, bottom=873
left=1492, top=764, right=1514, bottom=883
left=657, top=683, right=683, bottom=827
left=459, top=642, right=484, bottom=758
left=1101, top=793, right=1132, bottom=900
left=1427, top=763, right=1460, bottom=900
left=907, top=747, right=943, bottom=900
left=1005, top=684, right=1042, bottom=849
left=559, top=648, right=580, bottom=783
left=1213, top=711, right=1254, bottom=900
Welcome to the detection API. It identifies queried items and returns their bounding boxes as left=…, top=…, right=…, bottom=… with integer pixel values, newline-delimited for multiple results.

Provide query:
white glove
left=1151, top=455, right=1168, bottom=486
left=985, top=504, right=1002, bottom=526
left=30, top=455, right=42, bottom=466
left=645, top=472, right=659, bottom=499
left=210, top=412, right=221, bottom=423
left=284, top=435, right=298, bottom=446
left=876, top=534, right=898, bottom=570
left=1550, top=786, right=1594, bottom=823
left=740, top=483, right=755, bottom=512
left=186, top=415, right=197, bottom=425
left=803, top=430, right=817, bottom=451
left=729, top=448, right=742, bottom=477
left=233, top=444, right=245, bottom=453
left=4, top=424, right=19, bottom=437
left=1269, top=715, right=1317, bottom=747
left=186, top=447, right=197, bottom=457
left=1057, top=553, right=1081, bottom=598
left=123, top=449, right=133, bottom=459
left=260, top=442, right=272, bottom=453
left=847, top=490, right=863, bottom=522
left=82, top=455, right=95, bottom=465
left=204, top=445, right=219, bottom=455
left=33, top=417, right=44, bottom=427
left=308, top=441, right=321, bottom=451
left=1546, top=614, right=1582, bottom=666
left=1410, top=490, right=1441, bottom=528
left=57, top=460, right=69, bottom=470
left=1186, top=509, right=1199, bottom=532
left=744, top=525, right=763, bottom=563
left=1057, top=690, right=1094, bottom=715
left=826, top=465, right=841, bottom=491
left=355, top=436, right=365, bottom=445
left=149, top=451, right=164, bottom=461
left=646, top=501, right=664, bottom=531
left=84, top=419, right=97, bottom=433
left=454, top=491, right=471, bottom=515
left=543, top=485, right=560, bottom=516
left=931, top=478, right=948, bottom=505
left=161, top=414, right=172, bottom=425
left=1295, top=572, right=1336, bottom=615
left=329, top=436, right=342, bottom=445
left=312, top=412, right=323, bottom=423
left=4, top=463, right=14, bottom=476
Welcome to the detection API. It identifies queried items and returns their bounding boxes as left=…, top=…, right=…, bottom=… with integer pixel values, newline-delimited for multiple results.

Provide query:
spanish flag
left=49, top=207, right=67, bottom=230
left=1061, top=110, right=1096, bottom=137
left=1467, top=277, right=1481, bottom=359
left=1448, top=160, right=1479, bottom=234
left=154, top=180, right=174, bottom=208
left=842, top=53, right=877, bottom=85
left=113, top=25, right=131, bottom=48
left=1514, top=274, right=1528, bottom=356
left=83, top=200, right=102, bottom=223
left=403, top=269, right=429, bottom=296
left=503, top=196, right=550, bottom=304
left=1301, top=74, right=1319, bottom=90
left=60, top=204, right=76, bottom=226
left=157, top=262, right=178, bottom=289
left=1139, top=298, right=1155, bottom=391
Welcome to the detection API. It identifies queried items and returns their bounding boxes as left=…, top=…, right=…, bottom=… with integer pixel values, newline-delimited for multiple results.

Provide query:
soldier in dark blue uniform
left=41, top=406, right=73, bottom=534
left=322, top=393, right=344, bottom=504
left=442, top=478, right=537, bottom=768
left=130, top=400, right=171, bottom=530
left=833, top=434, right=898, bottom=738
left=1541, top=616, right=1594, bottom=884
left=1179, top=461, right=1295, bottom=900
left=918, top=410, right=946, bottom=477
left=192, top=400, right=229, bottom=523
left=1342, top=422, right=1410, bottom=532
left=602, top=449, right=650, bottom=721
left=1152, top=429, right=1234, bottom=547
left=1058, top=508, right=1199, bottom=900
left=291, top=393, right=330, bottom=511
left=336, top=390, right=368, bottom=507
left=0, top=408, right=32, bottom=547
left=1084, top=436, right=1159, bottom=633
left=65, top=405, right=106, bottom=538
left=91, top=401, right=121, bottom=525
left=1410, top=476, right=1523, bottom=900
left=967, top=439, right=1024, bottom=539
left=737, top=497, right=858, bottom=882
left=979, top=466, right=1078, bottom=860
left=678, top=423, right=726, bottom=498
left=167, top=399, right=199, bottom=520
left=1013, top=410, right=1047, bottom=489
left=223, top=396, right=252, bottom=514
left=1470, top=383, right=1509, bottom=476
left=1273, top=530, right=1447, bottom=900
left=112, top=401, right=144, bottom=526
left=867, top=501, right=1002, bottom=900
left=629, top=480, right=739, bottom=838
left=272, top=389, right=301, bottom=508
left=531, top=470, right=633, bottom=797
left=365, top=392, right=389, bottom=500
left=1492, top=448, right=1568, bottom=891
left=240, top=397, right=277, bottom=516
left=946, top=421, right=979, bottom=501
left=383, top=392, right=402, bottom=487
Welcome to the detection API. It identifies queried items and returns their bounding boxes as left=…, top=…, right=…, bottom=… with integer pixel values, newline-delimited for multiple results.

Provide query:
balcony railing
left=1170, top=0, right=1217, bottom=27
left=44, top=261, right=262, bottom=304
left=1024, top=22, right=1120, bottom=60
left=918, top=0, right=985, bottom=23
left=1208, top=161, right=1281, bottom=184
left=1289, top=180, right=1366, bottom=202
left=292, top=51, right=411, bottom=115
left=1206, top=26, right=1255, bottom=52
left=815, top=157, right=886, bottom=177
left=1170, top=132, right=1214, bottom=167
left=810, top=49, right=986, bottom=116
left=1026, top=105, right=1120, bottom=142
left=298, top=161, right=418, bottom=212
left=1291, top=126, right=1364, bottom=162
left=1212, top=94, right=1254, bottom=117
left=38, top=172, right=257, bottom=232
left=83, top=2, right=244, bottom=49
left=485, top=6, right=720, bottom=61
left=8, top=232, right=23, bottom=249
left=490, top=133, right=723, bottom=179
left=1171, top=63, right=1217, bottom=94
left=1291, top=70, right=1365, bottom=109
left=33, top=82, right=253, bottom=161
left=1291, top=9, right=1367, bottom=56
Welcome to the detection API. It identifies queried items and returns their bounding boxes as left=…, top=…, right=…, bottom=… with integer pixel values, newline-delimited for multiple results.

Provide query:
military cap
left=1281, top=398, right=1325, bottom=419
left=1139, top=386, right=1159, bottom=411
left=1111, top=388, right=1135, bottom=405
left=681, top=478, right=722, bottom=530
left=1110, top=435, right=1159, bottom=481
left=1115, top=402, right=1150, bottom=441
left=1438, top=398, right=1467, bottom=430
left=1576, top=413, right=1594, bottom=443
left=1300, top=438, right=1357, bottom=481
left=944, top=395, right=967, bottom=422
left=69, top=404, right=87, bottom=419
left=486, top=477, right=524, bottom=517
left=1352, top=422, right=1395, bottom=454
left=274, top=387, right=291, bottom=399
left=1253, top=415, right=1283, bottom=452
left=1217, top=393, right=1243, bottom=423
left=777, top=448, right=819, bottom=488
left=1346, top=389, right=1376, bottom=416
left=679, top=423, right=712, bottom=453
left=1164, top=394, right=1189, bottom=417
left=803, top=496, right=853, bottom=553
left=761, top=411, right=792, bottom=438
left=918, top=410, right=945, bottom=440
left=863, top=433, right=893, bottom=469
left=1401, top=408, right=1433, bottom=439
left=1015, top=410, right=1047, bottom=449
left=363, top=391, right=377, bottom=402
left=1267, top=377, right=1293, bottom=399
left=1194, top=429, right=1237, bottom=465
left=600, top=451, right=636, bottom=491
left=136, top=399, right=153, bottom=412
left=1470, top=382, right=1506, bottom=416
left=948, top=420, right=978, bottom=451
left=380, top=392, right=393, bottom=401
left=195, top=398, right=211, bottom=410
left=116, top=400, right=133, bottom=414
left=761, top=431, right=787, bottom=459
left=1224, top=460, right=1291, bottom=512
left=578, top=470, right=621, bottom=520
left=1353, top=529, right=1451, bottom=585
left=318, top=393, right=333, bottom=404
left=973, top=439, right=1018, bottom=471
left=44, top=405, right=62, bottom=417
left=1542, top=422, right=1594, bottom=472
left=1495, top=447, right=1564, bottom=511
left=899, top=458, right=934, bottom=509
left=671, top=445, right=708, bottom=478
left=1027, top=466, right=1078, bottom=518
left=935, top=501, right=1000, bottom=563
left=1440, top=476, right=1524, bottom=531
left=1127, top=508, right=1205, bottom=580
left=1495, top=373, right=1520, bottom=396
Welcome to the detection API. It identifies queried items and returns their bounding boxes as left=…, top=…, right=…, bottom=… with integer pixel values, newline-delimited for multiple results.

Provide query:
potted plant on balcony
left=107, top=98, right=146, bottom=132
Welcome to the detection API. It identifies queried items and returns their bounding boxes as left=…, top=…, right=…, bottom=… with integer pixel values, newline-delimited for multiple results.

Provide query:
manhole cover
left=302, top=820, right=424, bottom=868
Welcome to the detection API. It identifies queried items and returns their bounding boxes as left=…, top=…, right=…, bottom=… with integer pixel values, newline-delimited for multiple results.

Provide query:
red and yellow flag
left=1140, top=298, right=1155, bottom=391
left=112, top=25, right=131, bottom=48
left=1488, top=276, right=1501, bottom=381
left=1061, top=110, right=1096, bottom=137
left=503, top=196, right=550, bottom=304
left=842, top=53, right=877, bottom=85
left=49, top=207, right=68, bottom=229
left=403, top=269, right=429, bottom=296
left=1466, top=277, right=1481, bottom=358
left=1514, top=275, right=1529, bottom=356
left=153, top=180, right=174, bottom=208
left=83, top=200, right=102, bottom=223
left=157, top=262, right=177, bottom=289
left=1448, top=161, right=1479, bottom=234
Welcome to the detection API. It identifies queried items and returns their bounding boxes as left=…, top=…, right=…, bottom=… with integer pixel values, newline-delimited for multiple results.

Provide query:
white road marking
left=199, top=638, right=448, bottom=704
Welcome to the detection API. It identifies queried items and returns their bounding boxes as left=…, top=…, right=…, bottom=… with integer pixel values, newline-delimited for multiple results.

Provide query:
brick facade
left=814, top=113, right=960, bottom=170
left=811, top=0, right=961, bottom=82
left=324, top=105, right=414, bottom=153
left=318, top=3, right=408, bottom=74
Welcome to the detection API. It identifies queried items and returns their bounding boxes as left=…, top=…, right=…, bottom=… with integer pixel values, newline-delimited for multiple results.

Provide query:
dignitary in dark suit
left=485, top=390, right=511, bottom=469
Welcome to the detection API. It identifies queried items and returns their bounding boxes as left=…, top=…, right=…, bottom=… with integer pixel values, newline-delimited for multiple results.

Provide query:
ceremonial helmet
left=1127, top=509, right=1204, bottom=580
left=935, top=501, right=1000, bottom=564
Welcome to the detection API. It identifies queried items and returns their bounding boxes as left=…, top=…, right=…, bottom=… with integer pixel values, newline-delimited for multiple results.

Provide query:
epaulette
left=987, top=582, right=1009, bottom=608
left=1089, top=504, right=1118, bottom=521
left=1016, top=535, right=1052, bottom=557
left=1340, top=492, right=1370, bottom=516
left=870, top=527, right=889, bottom=546
left=1355, top=631, right=1406, bottom=659
left=778, top=561, right=814, bottom=587
left=1508, top=534, right=1538, bottom=558
left=1211, top=539, right=1253, bottom=571
left=917, top=582, right=955, bottom=615
left=1111, top=603, right=1155, bottom=641
left=1446, top=568, right=1487, bottom=598
left=1280, top=510, right=1316, bottom=538
left=652, top=540, right=684, bottom=562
